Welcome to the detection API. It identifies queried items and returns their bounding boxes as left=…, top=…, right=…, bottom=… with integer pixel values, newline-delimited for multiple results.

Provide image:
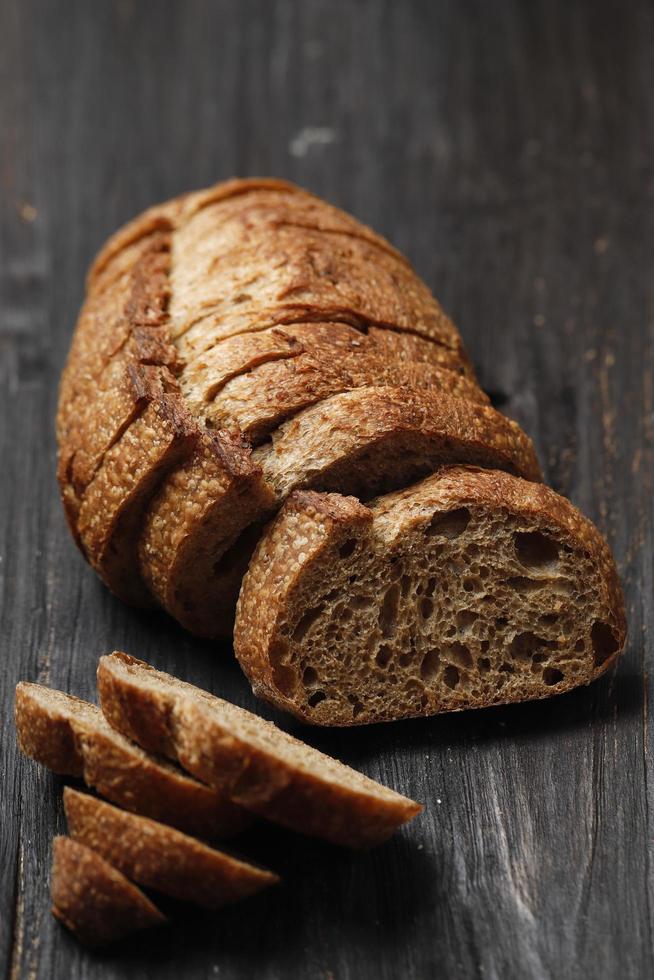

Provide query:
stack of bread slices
left=56, top=179, right=626, bottom=726
left=16, top=653, right=421, bottom=946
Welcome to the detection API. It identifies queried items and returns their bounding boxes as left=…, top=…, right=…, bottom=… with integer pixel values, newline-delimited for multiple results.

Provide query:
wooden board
left=1, top=0, right=652, bottom=976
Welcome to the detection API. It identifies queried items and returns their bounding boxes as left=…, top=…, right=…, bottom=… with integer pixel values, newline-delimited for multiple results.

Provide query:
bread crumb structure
left=234, top=467, right=626, bottom=725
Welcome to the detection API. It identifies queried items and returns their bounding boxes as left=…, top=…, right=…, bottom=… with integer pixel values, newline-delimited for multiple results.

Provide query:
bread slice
left=180, top=321, right=481, bottom=421
left=234, top=466, right=627, bottom=725
left=138, top=432, right=276, bottom=636
left=15, top=683, right=250, bottom=838
left=254, top=386, right=542, bottom=500
left=170, top=188, right=462, bottom=355
left=194, top=324, right=488, bottom=444
left=63, top=788, right=279, bottom=908
left=97, top=652, right=422, bottom=847
left=51, top=836, right=165, bottom=947
left=139, top=384, right=539, bottom=639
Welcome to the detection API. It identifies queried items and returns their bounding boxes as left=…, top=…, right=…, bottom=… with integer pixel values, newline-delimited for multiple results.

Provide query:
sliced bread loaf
left=234, top=466, right=626, bottom=725
left=63, top=788, right=279, bottom=908
left=97, top=652, right=422, bottom=847
left=51, top=836, right=165, bottom=946
left=15, top=683, right=250, bottom=838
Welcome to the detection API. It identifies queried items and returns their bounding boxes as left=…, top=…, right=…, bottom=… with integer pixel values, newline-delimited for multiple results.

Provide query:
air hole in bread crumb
left=509, top=631, right=551, bottom=662
left=401, top=574, right=412, bottom=598
left=591, top=621, right=619, bottom=666
left=539, top=613, right=559, bottom=627
left=575, top=639, right=585, bottom=652
left=420, top=597, right=434, bottom=619
left=543, top=667, right=564, bottom=685
left=506, top=576, right=545, bottom=593
left=302, top=666, right=318, bottom=686
left=420, top=649, right=440, bottom=680
left=514, top=531, right=560, bottom=568
left=425, top=508, right=471, bottom=539
left=272, top=664, right=297, bottom=696
left=379, top=583, right=400, bottom=637
left=352, top=594, right=374, bottom=610
left=456, top=610, right=477, bottom=630
left=477, top=657, right=491, bottom=673
left=376, top=644, right=392, bottom=668
left=449, top=642, right=472, bottom=668
left=424, top=577, right=437, bottom=597
left=339, top=538, right=357, bottom=559
left=308, top=690, right=327, bottom=708
left=269, top=640, right=289, bottom=666
left=443, top=665, right=460, bottom=689
left=292, top=604, right=324, bottom=642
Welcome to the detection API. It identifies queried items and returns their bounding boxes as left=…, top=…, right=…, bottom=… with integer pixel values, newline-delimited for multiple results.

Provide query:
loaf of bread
left=57, top=178, right=625, bottom=719
left=51, top=836, right=165, bottom=946
left=15, top=682, right=251, bottom=837
left=97, top=652, right=422, bottom=848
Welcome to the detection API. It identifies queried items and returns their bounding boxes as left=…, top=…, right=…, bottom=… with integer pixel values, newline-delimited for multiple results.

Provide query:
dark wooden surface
left=1, top=1, right=652, bottom=977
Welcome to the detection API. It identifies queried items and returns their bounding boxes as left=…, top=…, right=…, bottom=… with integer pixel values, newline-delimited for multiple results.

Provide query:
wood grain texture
left=0, top=0, right=651, bottom=977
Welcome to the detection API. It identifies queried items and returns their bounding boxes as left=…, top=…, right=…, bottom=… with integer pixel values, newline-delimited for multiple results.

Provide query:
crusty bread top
left=254, top=385, right=542, bottom=501
left=51, top=836, right=165, bottom=947
left=15, top=682, right=251, bottom=838
left=97, top=652, right=422, bottom=848
left=64, top=788, right=279, bottom=909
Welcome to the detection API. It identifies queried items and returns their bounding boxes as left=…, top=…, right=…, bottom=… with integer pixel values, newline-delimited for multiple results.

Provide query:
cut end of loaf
left=234, top=467, right=626, bottom=726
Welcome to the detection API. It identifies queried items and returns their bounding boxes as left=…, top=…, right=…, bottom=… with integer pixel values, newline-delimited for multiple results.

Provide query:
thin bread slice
left=234, top=467, right=627, bottom=725
left=180, top=321, right=482, bottom=421
left=190, top=323, right=488, bottom=444
left=97, top=653, right=423, bottom=848
left=63, top=788, right=279, bottom=908
left=170, top=191, right=462, bottom=355
left=15, top=683, right=250, bottom=838
left=138, top=433, right=276, bottom=637
left=51, top=836, right=165, bottom=947
left=254, top=386, right=542, bottom=500
left=139, top=384, right=540, bottom=639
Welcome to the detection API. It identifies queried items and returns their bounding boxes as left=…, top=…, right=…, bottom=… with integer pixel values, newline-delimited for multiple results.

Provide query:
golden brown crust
left=97, top=653, right=422, bottom=848
left=185, top=322, right=488, bottom=444
left=64, top=788, right=279, bottom=908
left=254, top=386, right=542, bottom=501
left=234, top=467, right=627, bottom=725
left=51, top=836, right=165, bottom=947
left=15, top=683, right=251, bottom=838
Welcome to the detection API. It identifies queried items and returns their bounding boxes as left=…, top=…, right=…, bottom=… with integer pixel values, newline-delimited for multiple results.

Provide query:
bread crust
left=64, top=788, right=279, bottom=908
left=234, top=467, right=627, bottom=725
left=51, top=836, right=165, bottom=946
left=15, top=683, right=251, bottom=838
left=97, top=653, right=422, bottom=848
left=57, top=179, right=547, bottom=640
left=254, top=386, right=542, bottom=500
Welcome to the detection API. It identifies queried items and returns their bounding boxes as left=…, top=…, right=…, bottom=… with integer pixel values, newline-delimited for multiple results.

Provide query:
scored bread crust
left=15, top=683, right=251, bottom=838
left=64, top=788, right=279, bottom=909
left=58, top=178, right=495, bottom=620
left=254, top=386, right=542, bottom=500
left=96, top=652, right=422, bottom=848
left=140, top=385, right=539, bottom=639
left=51, top=836, right=165, bottom=947
left=233, top=466, right=627, bottom=725
left=186, top=322, right=488, bottom=444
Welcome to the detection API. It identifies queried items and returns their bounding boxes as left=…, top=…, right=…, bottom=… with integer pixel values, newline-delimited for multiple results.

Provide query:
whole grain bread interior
left=234, top=466, right=626, bottom=725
